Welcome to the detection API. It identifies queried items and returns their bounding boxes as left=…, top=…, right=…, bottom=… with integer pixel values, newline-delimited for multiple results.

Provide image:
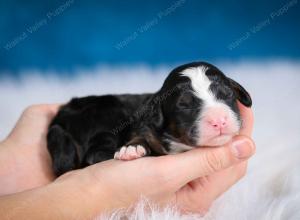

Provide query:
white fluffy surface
left=1, top=61, right=300, bottom=219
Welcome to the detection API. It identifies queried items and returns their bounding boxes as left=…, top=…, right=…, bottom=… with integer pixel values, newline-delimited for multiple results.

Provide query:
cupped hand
left=174, top=102, right=254, bottom=213
left=0, top=102, right=255, bottom=216
left=54, top=102, right=255, bottom=215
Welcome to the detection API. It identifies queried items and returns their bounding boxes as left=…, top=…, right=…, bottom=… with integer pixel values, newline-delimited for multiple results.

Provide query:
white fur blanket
left=1, top=61, right=300, bottom=219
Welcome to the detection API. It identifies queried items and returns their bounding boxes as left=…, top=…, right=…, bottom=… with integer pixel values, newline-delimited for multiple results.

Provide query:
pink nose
left=208, top=117, right=227, bottom=130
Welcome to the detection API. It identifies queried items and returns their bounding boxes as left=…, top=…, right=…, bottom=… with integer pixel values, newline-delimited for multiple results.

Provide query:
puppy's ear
left=227, top=77, right=252, bottom=107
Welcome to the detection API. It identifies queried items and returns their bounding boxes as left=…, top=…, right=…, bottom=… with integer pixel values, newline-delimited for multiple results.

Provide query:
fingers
left=7, top=104, right=62, bottom=143
left=21, top=104, right=61, bottom=127
left=42, top=104, right=61, bottom=115
left=178, top=161, right=247, bottom=212
left=23, top=104, right=61, bottom=116
left=200, top=161, right=248, bottom=201
left=159, top=135, right=255, bottom=187
left=38, top=104, right=61, bottom=120
left=238, top=101, right=254, bottom=136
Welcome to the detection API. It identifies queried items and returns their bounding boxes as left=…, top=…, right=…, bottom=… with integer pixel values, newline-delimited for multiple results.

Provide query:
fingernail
left=231, top=138, right=254, bottom=159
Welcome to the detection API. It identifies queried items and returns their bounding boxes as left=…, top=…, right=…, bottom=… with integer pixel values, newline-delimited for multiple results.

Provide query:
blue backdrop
left=0, top=0, right=299, bottom=74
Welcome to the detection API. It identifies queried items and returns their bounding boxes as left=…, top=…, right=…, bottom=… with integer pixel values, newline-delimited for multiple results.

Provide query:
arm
left=0, top=173, right=108, bottom=220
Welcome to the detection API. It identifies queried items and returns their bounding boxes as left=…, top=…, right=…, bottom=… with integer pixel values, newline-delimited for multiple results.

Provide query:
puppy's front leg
left=114, top=137, right=151, bottom=161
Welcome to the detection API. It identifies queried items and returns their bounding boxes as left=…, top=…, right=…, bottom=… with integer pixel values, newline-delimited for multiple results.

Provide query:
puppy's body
left=48, top=62, right=252, bottom=176
left=48, top=94, right=151, bottom=173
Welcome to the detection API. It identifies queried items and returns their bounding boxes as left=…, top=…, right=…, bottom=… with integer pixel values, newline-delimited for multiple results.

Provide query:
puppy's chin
left=200, top=134, right=233, bottom=147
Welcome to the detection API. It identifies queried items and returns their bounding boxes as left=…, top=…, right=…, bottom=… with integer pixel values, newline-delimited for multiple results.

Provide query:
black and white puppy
left=47, top=61, right=252, bottom=176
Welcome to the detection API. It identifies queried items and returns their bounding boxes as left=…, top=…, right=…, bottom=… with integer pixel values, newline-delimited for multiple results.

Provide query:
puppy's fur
left=47, top=62, right=252, bottom=176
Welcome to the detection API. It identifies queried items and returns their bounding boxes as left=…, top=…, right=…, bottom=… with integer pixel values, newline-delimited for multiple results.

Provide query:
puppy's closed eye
left=176, top=92, right=196, bottom=109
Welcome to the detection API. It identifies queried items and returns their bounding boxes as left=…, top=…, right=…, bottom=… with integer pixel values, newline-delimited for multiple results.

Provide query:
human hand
left=0, top=104, right=60, bottom=195
left=0, top=102, right=254, bottom=217
left=174, top=102, right=254, bottom=213
left=52, top=102, right=254, bottom=216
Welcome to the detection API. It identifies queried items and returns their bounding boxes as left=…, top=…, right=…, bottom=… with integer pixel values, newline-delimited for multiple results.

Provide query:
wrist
left=0, top=178, right=99, bottom=220
left=50, top=169, right=116, bottom=218
left=0, top=139, right=19, bottom=195
left=0, top=138, right=54, bottom=195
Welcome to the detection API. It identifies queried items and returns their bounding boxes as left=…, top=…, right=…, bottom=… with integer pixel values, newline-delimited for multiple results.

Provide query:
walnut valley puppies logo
left=3, top=0, right=74, bottom=51
left=114, top=0, right=187, bottom=50
left=111, top=82, right=190, bottom=135
left=227, top=0, right=298, bottom=50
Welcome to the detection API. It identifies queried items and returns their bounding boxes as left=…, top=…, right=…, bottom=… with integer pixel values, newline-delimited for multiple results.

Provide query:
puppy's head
left=159, top=62, right=252, bottom=151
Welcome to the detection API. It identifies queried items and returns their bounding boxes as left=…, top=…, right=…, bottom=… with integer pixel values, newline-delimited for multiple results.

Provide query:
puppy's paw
left=114, top=145, right=146, bottom=161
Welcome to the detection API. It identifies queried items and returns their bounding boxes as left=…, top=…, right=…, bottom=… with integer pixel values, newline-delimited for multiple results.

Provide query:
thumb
left=161, top=135, right=255, bottom=187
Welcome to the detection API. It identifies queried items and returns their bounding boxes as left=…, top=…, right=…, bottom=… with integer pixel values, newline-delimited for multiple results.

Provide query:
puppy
left=47, top=61, right=252, bottom=176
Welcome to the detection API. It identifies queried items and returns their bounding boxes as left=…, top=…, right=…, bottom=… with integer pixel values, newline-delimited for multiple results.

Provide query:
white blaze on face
left=182, top=66, right=240, bottom=147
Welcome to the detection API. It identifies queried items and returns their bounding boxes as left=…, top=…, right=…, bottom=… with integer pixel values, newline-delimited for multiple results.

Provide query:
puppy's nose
left=208, top=117, right=227, bottom=130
